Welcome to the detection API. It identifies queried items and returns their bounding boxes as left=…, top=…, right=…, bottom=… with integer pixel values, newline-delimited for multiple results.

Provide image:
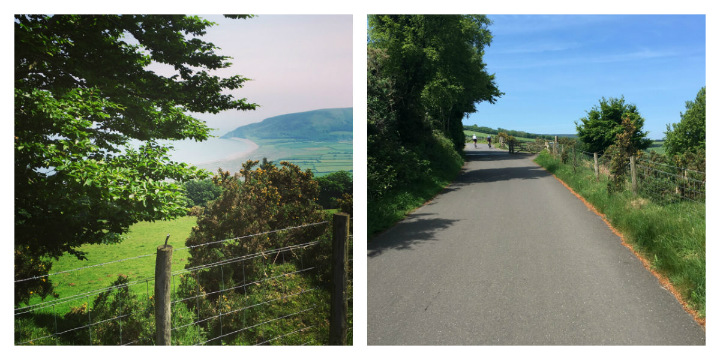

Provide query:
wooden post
left=330, top=212, right=349, bottom=345
left=594, top=152, right=599, bottom=180
left=155, top=244, right=173, bottom=345
left=554, top=136, right=558, bottom=155
left=630, top=155, right=637, bottom=194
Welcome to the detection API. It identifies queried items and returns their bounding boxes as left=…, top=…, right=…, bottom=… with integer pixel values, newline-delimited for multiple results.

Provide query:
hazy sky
left=465, top=15, right=705, bottom=139
left=177, top=15, right=353, bottom=136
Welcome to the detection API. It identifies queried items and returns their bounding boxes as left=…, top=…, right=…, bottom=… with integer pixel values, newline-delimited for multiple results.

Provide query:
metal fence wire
left=562, top=150, right=705, bottom=203
left=15, top=217, right=352, bottom=346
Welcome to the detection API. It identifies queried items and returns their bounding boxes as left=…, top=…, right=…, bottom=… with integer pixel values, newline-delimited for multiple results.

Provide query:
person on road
left=472, top=134, right=477, bottom=148
left=487, top=135, right=492, bottom=148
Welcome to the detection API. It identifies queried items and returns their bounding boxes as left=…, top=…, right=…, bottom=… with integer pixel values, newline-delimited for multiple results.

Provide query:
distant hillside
left=222, top=108, right=352, bottom=141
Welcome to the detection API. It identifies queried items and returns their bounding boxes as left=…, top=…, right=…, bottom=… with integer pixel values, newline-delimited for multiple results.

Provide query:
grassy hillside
left=212, top=108, right=353, bottom=176
left=222, top=108, right=352, bottom=142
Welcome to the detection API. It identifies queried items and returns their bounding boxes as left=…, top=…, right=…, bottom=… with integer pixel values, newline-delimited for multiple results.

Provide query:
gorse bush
left=606, top=116, right=638, bottom=194
left=176, top=160, right=338, bottom=344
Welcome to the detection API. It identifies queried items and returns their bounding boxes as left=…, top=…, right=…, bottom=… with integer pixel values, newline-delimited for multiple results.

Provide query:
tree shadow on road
left=464, top=150, right=536, bottom=162
left=367, top=213, right=459, bottom=258
left=457, top=165, right=550, bottom=184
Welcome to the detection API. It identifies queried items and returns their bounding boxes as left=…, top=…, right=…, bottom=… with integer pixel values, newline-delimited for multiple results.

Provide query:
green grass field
left=21, top=216, right=197, bottom=314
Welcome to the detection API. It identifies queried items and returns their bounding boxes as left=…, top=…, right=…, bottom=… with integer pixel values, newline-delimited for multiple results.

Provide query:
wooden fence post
left=594, top=152, right=599, bottom=180
left=330, top=212, right=349, bottom=345
left=553, top=136, right=558, bottom=155
left=155, top=244, right=173, bottom=345
left=630, top=155, right=637, bottom=194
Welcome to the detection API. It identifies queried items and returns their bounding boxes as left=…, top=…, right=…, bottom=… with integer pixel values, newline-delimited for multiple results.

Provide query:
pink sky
left=184, top=15, right=353, bottom=136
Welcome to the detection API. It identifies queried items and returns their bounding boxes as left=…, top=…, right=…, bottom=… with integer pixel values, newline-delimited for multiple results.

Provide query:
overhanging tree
left=664, top=86, right=705, bottom=157
left=575, top=96, right=652, bottom=154
left=367, top=15, right=502, bottom=151
left=14, top=15, right=258, bottom=304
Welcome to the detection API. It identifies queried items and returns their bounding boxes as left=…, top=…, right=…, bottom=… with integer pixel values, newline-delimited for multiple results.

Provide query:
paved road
left=367, top=145, right=705, bottom=345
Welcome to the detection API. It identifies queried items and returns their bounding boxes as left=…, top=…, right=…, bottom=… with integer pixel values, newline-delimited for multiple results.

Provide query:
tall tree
left=14, top=15, right=258, bottom=304
left=664, top=86, right=706, bottom=156
left=575, top=96, right=652, bottom=154
left=367, top=15, right=502, bottom=150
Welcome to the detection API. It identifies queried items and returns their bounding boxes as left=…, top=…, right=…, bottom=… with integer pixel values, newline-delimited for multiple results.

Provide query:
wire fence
left=15, top=217, right=353, bottom=346
left=569, top=149, right=705, bottom=203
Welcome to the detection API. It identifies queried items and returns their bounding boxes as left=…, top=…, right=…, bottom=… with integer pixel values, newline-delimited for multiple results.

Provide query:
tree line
left=462, top=125, right=555, bottom=141
left=575, top=90, right=705, bottom=170
left=367, top=15, right=502, bottom=233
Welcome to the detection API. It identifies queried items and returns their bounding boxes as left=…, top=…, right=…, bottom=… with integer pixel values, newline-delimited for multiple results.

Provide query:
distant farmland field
left=200, top=139, right=352, bottom=176
left=646, top=140, right=666, bottom=154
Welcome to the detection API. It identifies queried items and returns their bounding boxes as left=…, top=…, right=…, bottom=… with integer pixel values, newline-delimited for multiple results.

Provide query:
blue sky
left=465, top=15, right=706, bottom=140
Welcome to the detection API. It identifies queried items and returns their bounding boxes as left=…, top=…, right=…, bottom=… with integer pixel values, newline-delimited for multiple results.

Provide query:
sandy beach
left=221, top=137, right=259, bottom=161
left=194, top=137, right=260, bottom=173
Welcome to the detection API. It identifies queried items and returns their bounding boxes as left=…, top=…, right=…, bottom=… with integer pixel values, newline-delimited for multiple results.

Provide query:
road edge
left=538, top=164, right=706, bottom=330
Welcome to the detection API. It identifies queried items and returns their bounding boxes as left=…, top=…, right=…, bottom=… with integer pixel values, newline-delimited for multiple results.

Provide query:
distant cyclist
left=487, top=135, right=492, bottom=148
left=472, top=134, right=477, bottom=148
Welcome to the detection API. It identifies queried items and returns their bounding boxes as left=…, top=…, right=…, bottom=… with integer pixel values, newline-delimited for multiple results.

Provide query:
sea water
left=162, top=137, right=254, bottom=166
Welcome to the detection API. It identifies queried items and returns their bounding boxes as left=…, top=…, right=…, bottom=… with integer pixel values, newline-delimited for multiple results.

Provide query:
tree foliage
left=14, top=15, right=258, bottom=304
left=183, top=178, right=224, bottom=207
left=368, top=15, right=502, bottom=151
left=664, top=86, right=705, bottom=157
left=606, top=116, right=639, bottom=193
left=316, top=171, right=353, bottom=210
left=367, top=15, right=501, bottom=207
left=575, top=96, right=652, bottom=154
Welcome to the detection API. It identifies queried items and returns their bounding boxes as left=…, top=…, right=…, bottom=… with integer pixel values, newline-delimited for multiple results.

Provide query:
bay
left=159, top=137, right=259, bottom=172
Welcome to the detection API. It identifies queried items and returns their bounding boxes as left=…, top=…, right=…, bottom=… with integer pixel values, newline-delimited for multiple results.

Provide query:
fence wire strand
left=552, top=150, right=705, bottom=203
left=199, top=307, right=317, bottom=345
left=14, top=221, right=328, bottom=284
left=255, top=325, right=315, bottom=346
left=16, top=217, right=350, bottom=346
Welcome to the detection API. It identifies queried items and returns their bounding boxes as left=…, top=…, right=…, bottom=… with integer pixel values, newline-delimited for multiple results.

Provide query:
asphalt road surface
left=367, top=144, right=705, bottom=345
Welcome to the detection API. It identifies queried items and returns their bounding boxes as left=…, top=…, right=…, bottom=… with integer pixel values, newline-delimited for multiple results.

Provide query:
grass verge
left=368, top=133, right=463, bottom=237
left=534, top=151, right=705, bottom=322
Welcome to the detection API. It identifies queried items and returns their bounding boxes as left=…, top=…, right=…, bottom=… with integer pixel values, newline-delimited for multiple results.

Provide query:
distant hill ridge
left=222, top=107, right=352, bottom=141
